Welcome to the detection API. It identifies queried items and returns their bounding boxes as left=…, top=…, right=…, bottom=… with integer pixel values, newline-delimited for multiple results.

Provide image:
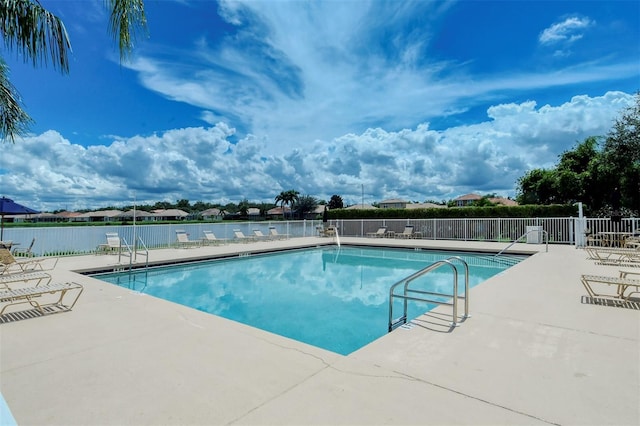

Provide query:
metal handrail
left=388, top=257, right=469, bottom=332
left=494, top=229, right=549, bottom=259
left=132, top=236, right=149, bottom=269
left=117, top=237, right=132, bottom=264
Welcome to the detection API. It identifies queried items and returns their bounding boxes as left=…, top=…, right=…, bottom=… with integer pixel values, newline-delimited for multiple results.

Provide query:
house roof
left=489, top=197, right=518, bottom=206
left=454, top=193, right=482, bottom=201
left=152, top=209, right=189, bottom=217
left=200, top=208, right=223, bottom=216
left=405, top=203, right=447, bottom=209
left=345, top=204, right=378, bottom=210
left=78, top=210, right=123, bottom=218
left=56, top=211, right=83, bottom=218
left=267, top=207, right=292, bottom=215
left=380, top=198, right=408, bottom=204
left=116, top=209, right=155, bottom=218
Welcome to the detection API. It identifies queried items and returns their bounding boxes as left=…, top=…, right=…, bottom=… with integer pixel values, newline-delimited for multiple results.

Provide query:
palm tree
left=0, top=0, right=147, bottom=142
left=294, top=195, right=318, bottom=219
left=274, top=189, right=299, bottom=219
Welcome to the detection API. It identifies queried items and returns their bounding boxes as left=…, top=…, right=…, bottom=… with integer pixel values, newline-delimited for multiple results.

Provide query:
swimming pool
left=95, top=246, right=523, bottom=355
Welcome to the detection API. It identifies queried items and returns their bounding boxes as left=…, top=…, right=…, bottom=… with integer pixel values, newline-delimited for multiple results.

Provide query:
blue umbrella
left=0, top=197, right=39, bottom=240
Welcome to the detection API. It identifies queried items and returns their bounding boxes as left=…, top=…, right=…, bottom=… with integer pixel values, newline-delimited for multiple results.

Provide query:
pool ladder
left=388, top=257, right=470, bottom=332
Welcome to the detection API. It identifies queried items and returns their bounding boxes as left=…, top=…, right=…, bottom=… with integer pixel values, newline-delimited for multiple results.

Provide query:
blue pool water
left=95, top=246, right=523, bottom=355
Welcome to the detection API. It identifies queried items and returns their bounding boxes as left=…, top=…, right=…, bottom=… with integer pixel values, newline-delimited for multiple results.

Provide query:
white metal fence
left=2, top=217, right=638, bottom=257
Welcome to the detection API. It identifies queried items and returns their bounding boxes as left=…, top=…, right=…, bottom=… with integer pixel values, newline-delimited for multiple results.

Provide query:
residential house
left=379, top=199, right=408, bottom=209
left=200, top=208, right=224, bottom=221
left=116, top=209, right=155, bottom=221
left=75, top=210, right=123, bottom=222
left=56, top=211, right=84, bottom=222
left=453, top=194, right=482, bottom=207
left=266, top=206, right=292, bottom=219
left=152, top=209, right=189, bottom=221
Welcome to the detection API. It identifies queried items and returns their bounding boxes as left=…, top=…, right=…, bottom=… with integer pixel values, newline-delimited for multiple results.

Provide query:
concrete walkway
left=1, top=238, right=638, bottom=425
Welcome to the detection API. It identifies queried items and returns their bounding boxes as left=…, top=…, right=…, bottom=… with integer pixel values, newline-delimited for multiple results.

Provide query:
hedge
left=327, top=204, right=579, bottom=220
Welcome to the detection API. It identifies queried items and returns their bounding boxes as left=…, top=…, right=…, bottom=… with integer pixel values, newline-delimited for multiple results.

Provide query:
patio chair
left=233, top=229, right=256, bottom=243
left=12, top=237, right=36, bottom=257
left=0, top=270, right=52, bottom=290
left=253, top=230, right=272, bottom=241
left=395, top=225, right=415, bottom=239
left=175, top=231, right=201, bottom=248
left=584, top=245, right=640, bottom=266
left=269, top=226, right=289, bottom=240
left=366, top=227, right=387, bottom=238
left=318, top=225, right=337, bottom=237
left=0, top=281, right=83, bottom=317
left=585, top=232, right=604, bottom=247
left=0, top=248, right=48, bottom=274
left=581, top=274, right=640, bottom=302
left=97, top=233, right=124, bottom=254
left=201, top=230, right=227, bottom=245
left=623, top=236, right=640, bottom=249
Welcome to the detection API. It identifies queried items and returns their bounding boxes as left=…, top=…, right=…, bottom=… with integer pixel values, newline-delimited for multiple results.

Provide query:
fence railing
left=2, top=217, right=638, bottom=257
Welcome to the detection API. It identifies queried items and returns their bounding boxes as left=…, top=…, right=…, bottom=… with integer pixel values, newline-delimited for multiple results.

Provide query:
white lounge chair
left=175, top=231, right=201, bottom=248
left=581, top=274, right=640, bottom=302
left=0, top=270, right=52, bottom=290
left=97, top=233, right=124, bottom=254
left=0, top=281, right=83, bottom=317
left=395, top=225, right=416, bottom=239
left=233, top=229, right=256, bottom=243
left=584, top=246, right=640, bottom=265
left=269, top=227, right=289, bottom=240
left=201, top=230, right=227, bottom=245
left=0, top=248, right=51, bottom=274
left=319, top=226, right=337, bottom=237
left=366, top=227, right=387, bottom=238
left=12, top=237, right=36, bottom=257
left=253, top=230, right=272, bottom=241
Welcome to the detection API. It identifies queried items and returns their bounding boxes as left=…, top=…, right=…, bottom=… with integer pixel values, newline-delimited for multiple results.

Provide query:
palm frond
left=0, top=57, right=33, bottom=142
left=0, top=0, right=72, bottom=73
left=106, top=0, right=147, bottom=62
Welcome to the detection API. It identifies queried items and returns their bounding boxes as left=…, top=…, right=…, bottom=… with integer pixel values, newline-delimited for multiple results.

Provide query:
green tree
left=471, top=197, right=496, bottom=207
left=256, top=202, right=274, bottom=217
left=293, top=195, right=318, bottom=219
left=516, top=169, right=559, bottom=205
left=0, top=0, right=147, bottom=142
left=192, top=201, right=212, bottom=212
left=327, top=194, right=344, bottom=209
left=274, top=189, right=299, bottom=218
left=176, top=199, right=190, bottom=211
left=152, top=201, right=171, bottom=210
left=602, top=93, right=640, bottom=213
left=238, top=199, right=249, bottom=217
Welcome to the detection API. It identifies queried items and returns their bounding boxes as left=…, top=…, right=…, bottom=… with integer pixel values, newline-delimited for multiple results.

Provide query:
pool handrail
left=388, top=257, right=469, bottom=332
left=494, top=229, right=548, bottom=259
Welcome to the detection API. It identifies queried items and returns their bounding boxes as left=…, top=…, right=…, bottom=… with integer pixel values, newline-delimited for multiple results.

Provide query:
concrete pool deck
left=1, top=237, right=638, bottom=425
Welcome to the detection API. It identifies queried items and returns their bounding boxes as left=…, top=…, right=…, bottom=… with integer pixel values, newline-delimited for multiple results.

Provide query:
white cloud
left=119, top=3, right=635, bottom=160
left=539, top=16, right=594, bottom=45
left=0, top=92, right=633, bottom=211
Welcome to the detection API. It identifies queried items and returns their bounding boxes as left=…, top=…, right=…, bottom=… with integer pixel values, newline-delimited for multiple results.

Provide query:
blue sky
left=1, top=0, right=638, bottom=211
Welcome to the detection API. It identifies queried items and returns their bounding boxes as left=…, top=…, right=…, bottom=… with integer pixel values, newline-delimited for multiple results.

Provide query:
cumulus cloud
left=0, top=92, right=633, bottom=211
left=539, top=16, right=594, bottom=45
